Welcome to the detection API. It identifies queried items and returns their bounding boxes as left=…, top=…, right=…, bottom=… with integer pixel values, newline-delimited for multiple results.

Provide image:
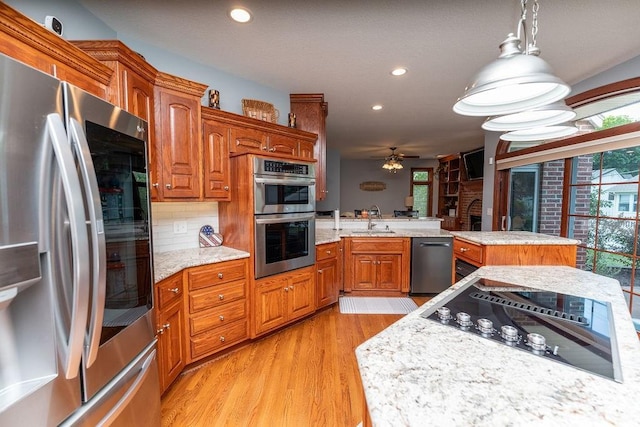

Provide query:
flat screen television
left=463, top=148, right=484, bottom=180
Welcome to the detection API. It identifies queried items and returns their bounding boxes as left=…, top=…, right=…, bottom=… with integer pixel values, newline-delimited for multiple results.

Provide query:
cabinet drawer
left=189, top=279, right=246, bottom=312
left=349, top=238, right=405, bottom=253
left=316, top=242, right=339, bottom=261
left=189, top=299, right=246, bottom=335
left=453, top=239, right=483, bottom=264
left=190, top=319, right=248, bottom=359
left=156, top=273, right=183, bottom=310
left=187, top=259, right=247, bottom=291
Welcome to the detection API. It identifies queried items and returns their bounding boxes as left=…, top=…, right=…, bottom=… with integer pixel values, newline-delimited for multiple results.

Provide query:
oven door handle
left=255, top=213, right=316, bottom=224
left=254, top=177, right=315, bottom=187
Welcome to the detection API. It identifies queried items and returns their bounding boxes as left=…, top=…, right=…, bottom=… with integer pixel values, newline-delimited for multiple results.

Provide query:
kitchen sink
left=350, top=229, right=395, bottom=234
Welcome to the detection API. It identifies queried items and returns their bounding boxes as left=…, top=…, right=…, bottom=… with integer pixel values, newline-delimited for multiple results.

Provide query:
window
left=410, top=168, right=433, bottom=217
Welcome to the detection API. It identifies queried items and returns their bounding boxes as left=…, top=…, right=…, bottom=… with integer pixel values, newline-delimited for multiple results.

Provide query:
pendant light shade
left=482, top=102, right=577, bottom=131
left=453, top=34, right=571, bottom=117
left=500, top=124, right=578, bottom=142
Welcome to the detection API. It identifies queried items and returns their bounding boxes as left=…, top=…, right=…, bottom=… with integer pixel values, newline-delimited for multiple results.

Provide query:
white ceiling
left=77, top=0, right=640, bottom=160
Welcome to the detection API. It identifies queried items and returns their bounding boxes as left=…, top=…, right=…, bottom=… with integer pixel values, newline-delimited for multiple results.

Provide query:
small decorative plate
left=199, top=225, right=223, bottom=247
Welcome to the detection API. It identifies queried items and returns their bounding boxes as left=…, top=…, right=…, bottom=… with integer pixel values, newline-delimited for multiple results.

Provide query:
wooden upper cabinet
left=0, top=4, right=112, bottom=98
left=230, top=126, right=268, bottom=154
left=290, top=94, right=328, bottom=200
left=154, top=72, right=208, bottom=200
left=201, top=108, right=231, bottom=201
left=268, top=133, right=299, bottom=157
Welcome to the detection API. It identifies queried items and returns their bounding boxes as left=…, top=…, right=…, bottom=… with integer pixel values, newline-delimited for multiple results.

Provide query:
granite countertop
left=356, top=266, right=640, bottom=426
left=153, top=246, right=249, bottom=283
left=450, top=230, right=581, bottom=245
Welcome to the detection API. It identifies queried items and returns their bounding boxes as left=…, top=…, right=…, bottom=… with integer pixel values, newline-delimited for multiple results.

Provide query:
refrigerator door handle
left=98, top=347, right=157, bottom=426
left=47, top=113, right=90, bottom=379
left=68, top=117, right=106, bottom=368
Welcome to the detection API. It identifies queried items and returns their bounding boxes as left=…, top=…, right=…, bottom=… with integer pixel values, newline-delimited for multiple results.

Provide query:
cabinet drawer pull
left=156, top=327, right=164, bottom=335
left=163, top=322, right=170, bottom=330
left=459, top=247, right=469, bottom=252
left=326, top=250, right=331, bottom=255
left=218, top=272, right=224, bottom=279
left=168, top=287, right=179, bottom=294
left=224, top=186, right=229, bottom=191
left=284, top=287, right=289, bottom=292
left=220, top=336, right=225, bottom=342
left=269, top=147, right=276, bottom=152
left=152, top=183, right=159, bottom=188
left=165, top=184, right=172, bottom=189
left=318, top=270, right=323, bottom=274
left=219, top=315, right=225, bottom=321
left=218, top=294, right=224, bottom=300
left=289, top=286, right=294, bottom=291
left=261, top=146, right=268, bottom=151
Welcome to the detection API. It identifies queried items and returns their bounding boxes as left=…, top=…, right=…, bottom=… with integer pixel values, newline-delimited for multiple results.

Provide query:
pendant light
left=500, top=124, right=578, bottom=141
left=453, top=0, right=571, bottom=117
left=482, top=102, right=576, bottom=131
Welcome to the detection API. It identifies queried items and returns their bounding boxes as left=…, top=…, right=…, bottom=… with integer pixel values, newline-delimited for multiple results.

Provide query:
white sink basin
left=350, top=229, right=395, bottom=234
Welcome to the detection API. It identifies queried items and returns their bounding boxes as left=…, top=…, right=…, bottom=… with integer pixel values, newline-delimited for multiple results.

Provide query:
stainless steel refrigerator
left=0, top=53, right=161, bottom=425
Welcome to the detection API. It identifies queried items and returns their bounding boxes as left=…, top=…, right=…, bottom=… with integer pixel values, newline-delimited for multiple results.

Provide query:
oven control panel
left=263, top=160, right=309, bottom=175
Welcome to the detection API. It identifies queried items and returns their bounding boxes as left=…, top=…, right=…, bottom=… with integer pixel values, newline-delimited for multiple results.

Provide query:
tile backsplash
left=151, top=202, right=219, bottom=253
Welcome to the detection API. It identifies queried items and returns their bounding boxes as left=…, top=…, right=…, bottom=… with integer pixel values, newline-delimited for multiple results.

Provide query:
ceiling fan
left=379, top=147, right=419, bottom=173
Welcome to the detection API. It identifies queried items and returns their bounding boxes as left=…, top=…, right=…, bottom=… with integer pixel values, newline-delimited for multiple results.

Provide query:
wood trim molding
left=72, top=40, right=158, bottom=82
left=0, top=3, right=112, bottom=85
left=566, top=77, right=640, bottom=108
left=154, top=71, right=209, bottom=97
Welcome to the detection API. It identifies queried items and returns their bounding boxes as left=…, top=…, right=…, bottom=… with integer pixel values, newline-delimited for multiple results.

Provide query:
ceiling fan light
left=500, top=124, right=578, bottom=142
left=482, top=103, right=577, bottom=131
left=453, top=35, right=571, bottom=116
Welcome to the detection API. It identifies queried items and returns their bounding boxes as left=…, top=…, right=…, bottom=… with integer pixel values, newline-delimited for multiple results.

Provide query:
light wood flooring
left=161, top=296, right=430, bottom=427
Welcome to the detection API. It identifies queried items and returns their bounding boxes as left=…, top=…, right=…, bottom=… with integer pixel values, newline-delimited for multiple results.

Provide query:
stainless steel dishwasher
left=410, top=236, right=453, bottom=294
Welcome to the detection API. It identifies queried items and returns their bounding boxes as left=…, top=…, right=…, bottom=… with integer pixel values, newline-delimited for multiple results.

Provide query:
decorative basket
left=241, top=99, right=279, bottom=123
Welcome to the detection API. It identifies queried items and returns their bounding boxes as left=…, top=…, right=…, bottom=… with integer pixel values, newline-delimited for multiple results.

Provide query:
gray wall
left=6, top=0, right=291, bottom=124
left=339, top=158, right=439, bottom=217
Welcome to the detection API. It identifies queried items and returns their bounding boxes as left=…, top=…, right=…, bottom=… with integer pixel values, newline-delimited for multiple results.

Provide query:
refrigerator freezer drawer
left=60, top=341, right=160, bottom=427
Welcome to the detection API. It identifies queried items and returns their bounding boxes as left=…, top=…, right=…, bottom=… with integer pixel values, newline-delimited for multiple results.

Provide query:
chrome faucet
left=368, top=205, right=382, bottom=230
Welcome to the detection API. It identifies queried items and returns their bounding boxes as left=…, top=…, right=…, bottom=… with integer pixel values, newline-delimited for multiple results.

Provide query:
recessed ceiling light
left=372, top=105, right=383, bottom=111
left=391, top=67, right=407, bottom=76
left=229, top=7, right=252, bottom=23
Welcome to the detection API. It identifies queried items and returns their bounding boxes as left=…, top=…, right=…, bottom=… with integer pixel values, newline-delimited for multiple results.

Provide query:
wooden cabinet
left=290, top=94, right=328, bottom=200
left=0, top=4, right=112, bottom=99
left=230, top=125, right=269, bottom=153
left=316, top=241, right=342, bottom=308
left=202, top=108, right=231, bottom=200
left=452, top=236, right=578, bottom=282
left=154, top=272, right=186, bottom=394
left=72, top=40, right=160, bottom=199
left=254, top=267, right=315, bottom=336
left=343, top=238, right=411, bottom=295
left=185, top=259, right=249, bottom=363
left=153, top=72, right=208, bottom=200
left=437, top=154, right=461, bottom=231
left=229, top=125, right=315, bottom=160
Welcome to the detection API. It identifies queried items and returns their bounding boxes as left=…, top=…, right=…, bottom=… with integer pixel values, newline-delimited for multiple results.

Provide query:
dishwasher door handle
left=418, top=242, right=451, bottom=247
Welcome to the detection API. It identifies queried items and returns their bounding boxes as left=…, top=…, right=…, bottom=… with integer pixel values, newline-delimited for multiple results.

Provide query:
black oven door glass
left=264, top=184, right=309, bottom=205
left=264, top=220, right=310, bottom=264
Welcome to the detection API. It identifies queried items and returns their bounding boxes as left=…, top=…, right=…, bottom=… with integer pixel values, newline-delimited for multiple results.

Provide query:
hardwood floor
left=161, top=296, right=430, bottom=427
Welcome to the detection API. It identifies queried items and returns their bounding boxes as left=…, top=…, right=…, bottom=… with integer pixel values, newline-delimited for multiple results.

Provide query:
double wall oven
left=253, top=157, right=316, bottom=279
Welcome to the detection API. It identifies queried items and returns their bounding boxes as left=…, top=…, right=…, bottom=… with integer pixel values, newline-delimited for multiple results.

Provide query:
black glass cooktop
left=420, top=278, right=622, bottom=382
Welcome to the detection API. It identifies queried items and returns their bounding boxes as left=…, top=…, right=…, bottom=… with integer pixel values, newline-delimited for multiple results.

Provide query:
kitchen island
left=356, top=266, right=640, bottom=426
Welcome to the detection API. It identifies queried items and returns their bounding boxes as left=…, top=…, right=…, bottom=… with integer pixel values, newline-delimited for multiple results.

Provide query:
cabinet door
left=352, top=254, right=377, bottom=290
left=202, top=119, right=231, bottom=200
left=157, top=301, right=185, bottom=393
left=377, top=255, right=402, bottom=291
left=229, top=126, right=267, bottom=154
left=155, top=89, right=201, bottom=199
left=254, top=279, right=287, bottom=335
left=316, top=257, right=338, bottom=308
left=268, top=133, right=298, bottom=157
left=287, top=270, right=315, bottom=320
